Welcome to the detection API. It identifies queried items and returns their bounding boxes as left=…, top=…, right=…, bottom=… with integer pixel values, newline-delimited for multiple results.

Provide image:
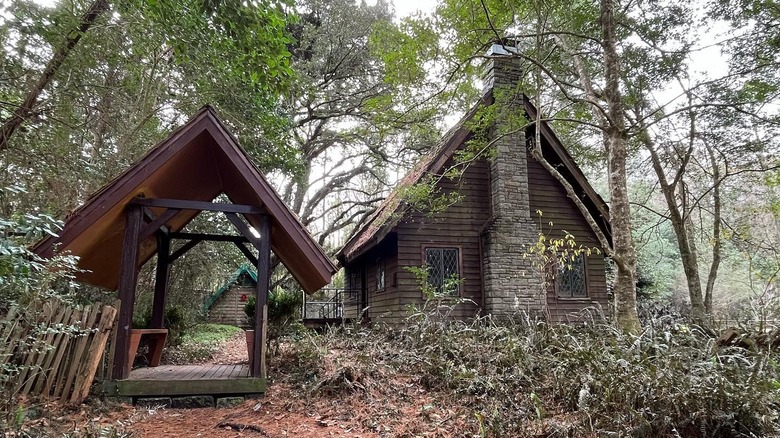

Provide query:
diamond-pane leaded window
left=557, top=254, right=587, bottom=298
left=425, top=247, right=460, bottom=296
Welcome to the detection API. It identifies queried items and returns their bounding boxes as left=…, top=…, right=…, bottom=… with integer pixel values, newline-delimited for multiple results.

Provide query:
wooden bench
left=128, top=329, right=168, bottom=372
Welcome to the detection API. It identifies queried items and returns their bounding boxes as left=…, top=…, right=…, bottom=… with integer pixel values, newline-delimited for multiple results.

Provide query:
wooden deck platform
left=103, top=364, right=265, bottom=397
left=303, top=318, right=347, bottom=329
left=303, top=317, right=368, bottom=331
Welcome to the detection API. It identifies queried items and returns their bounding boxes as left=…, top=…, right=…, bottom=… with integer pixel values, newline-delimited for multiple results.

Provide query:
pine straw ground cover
left=5, top=313, right=780, bottom=437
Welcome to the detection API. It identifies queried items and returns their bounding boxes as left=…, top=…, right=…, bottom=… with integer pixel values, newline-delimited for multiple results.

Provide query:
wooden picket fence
left=0, top=299, right=119, bottom=403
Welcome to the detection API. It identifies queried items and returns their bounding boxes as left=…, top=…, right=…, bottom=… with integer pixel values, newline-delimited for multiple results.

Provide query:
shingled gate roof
left=33, top=106, right=337, bottom=293
left=337, top=92, right=611, bottom=264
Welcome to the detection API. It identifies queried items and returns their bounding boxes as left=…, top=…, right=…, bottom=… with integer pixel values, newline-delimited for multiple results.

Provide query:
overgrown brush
left=285, top=311, right=780, bottom=437
left=269, top=331, right=326, bottom=386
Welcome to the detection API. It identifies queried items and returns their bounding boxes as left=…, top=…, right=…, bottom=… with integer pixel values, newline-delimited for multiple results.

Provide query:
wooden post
left=252, top=214, right=271, bottom=378
left=112, top=205, right=143, bottom=380
left=150, top=232, right=170, bottom=329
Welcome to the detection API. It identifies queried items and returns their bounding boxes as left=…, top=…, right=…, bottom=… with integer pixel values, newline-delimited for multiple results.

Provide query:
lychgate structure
left=34, top=106, right=336, bottom=395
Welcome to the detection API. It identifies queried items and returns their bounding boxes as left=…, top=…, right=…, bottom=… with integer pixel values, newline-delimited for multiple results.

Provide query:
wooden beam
left=224, top=212, right=262, bottom=253
left=150, top=233, right=170, bottom=329
left=252, top=214, right=271, bottom=378
left=168, top=238, right=202, bottom=263
left=113, top=204, right=143, bottom=380
left=142, top=207, right=155, bottom=223
left=139, top=208, right=180, bottom=241
left=131, top=197, right=265, bottom=215
left=169, top=232, right=249, bottom=243
left=233, top=241, right=258, bottom=266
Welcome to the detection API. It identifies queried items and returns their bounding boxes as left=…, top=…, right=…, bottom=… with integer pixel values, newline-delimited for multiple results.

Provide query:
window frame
left=376, top=257, right=386, bottom=292
left=348, top=271, right=360, bottom=301
left=420, top=245, right=463, bottom=298
left=553, top=253, right=589, bottom=300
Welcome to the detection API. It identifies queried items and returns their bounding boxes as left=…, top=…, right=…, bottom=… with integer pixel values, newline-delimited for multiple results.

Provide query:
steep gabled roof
left=337, top=100, right=482, bottom=263
left=203, top=264, right=258, bottom=311
left=33, top=106, right=337, bottom=293
left=337, top=92, right=611, bottom=263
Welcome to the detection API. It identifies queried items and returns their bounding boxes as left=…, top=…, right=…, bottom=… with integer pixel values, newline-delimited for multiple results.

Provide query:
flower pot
left=245, top=330, right=254, bottom=365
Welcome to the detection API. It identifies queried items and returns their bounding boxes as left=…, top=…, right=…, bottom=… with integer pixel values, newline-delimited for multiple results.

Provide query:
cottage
left=204, top=265, right=257, bottom=328
left=336, top=46, right=612, bottom=324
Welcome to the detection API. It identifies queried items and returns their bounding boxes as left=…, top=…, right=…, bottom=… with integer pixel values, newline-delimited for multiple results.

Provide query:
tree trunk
left=600, top=0, right=641, bottom=333
left=292, top=163, right=311, bottom=221
left=704, top=143, right=722, bottom=315
left=682, top=199, right=707, bottom=321
left=0, top=0, right=110, bottom=152
left=644, top=139, right=707, bottom=322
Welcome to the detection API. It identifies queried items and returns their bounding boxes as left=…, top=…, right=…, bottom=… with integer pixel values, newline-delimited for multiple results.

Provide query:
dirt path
left=128, top=333, right=381, bottom=437
left=124, top=334, right=471, bottom=437
left=11, top=332, right=476, bottom=437
left=126, top=384, right=379, bottom=437
left=209, top=331, right=250, bottom=365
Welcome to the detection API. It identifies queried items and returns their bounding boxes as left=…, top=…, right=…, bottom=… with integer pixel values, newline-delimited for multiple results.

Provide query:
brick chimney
left=480, top=44, right=545, bottom=317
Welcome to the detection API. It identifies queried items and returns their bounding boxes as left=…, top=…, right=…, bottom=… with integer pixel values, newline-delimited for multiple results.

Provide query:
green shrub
left=244, top=288, right=302, bottom=325
left=163, top=306, right=187, bottom=345
left=182, top=323, right=242, bottom=344
left=161, top=341, right=216, bottom=365
left=244, top=296, right=255, bottom=322
left=0, top=212, right=79, bottom=312
left=131, top=305, right=192, bottom=347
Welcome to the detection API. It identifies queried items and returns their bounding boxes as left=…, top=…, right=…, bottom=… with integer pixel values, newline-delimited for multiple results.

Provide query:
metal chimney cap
left=486, top=43, right=519, bottom=56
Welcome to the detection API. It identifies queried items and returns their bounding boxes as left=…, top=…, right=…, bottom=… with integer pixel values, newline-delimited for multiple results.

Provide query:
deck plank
left=196, top=365, right=213, bottom=379
left=222, top=365, right=233, bottom=379
left=214, top=364, right=229, bottom=379
left=125, top=364, right=252, bottom=382
left=174, top=365, right=194, bottom=380
left=180, top=365, right=206, bottom=380
left=205, top=364, right=222, bottom=379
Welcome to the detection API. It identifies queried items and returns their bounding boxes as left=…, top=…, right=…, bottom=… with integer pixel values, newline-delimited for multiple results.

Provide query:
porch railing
left=302, top=288, right=360, bottom=320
